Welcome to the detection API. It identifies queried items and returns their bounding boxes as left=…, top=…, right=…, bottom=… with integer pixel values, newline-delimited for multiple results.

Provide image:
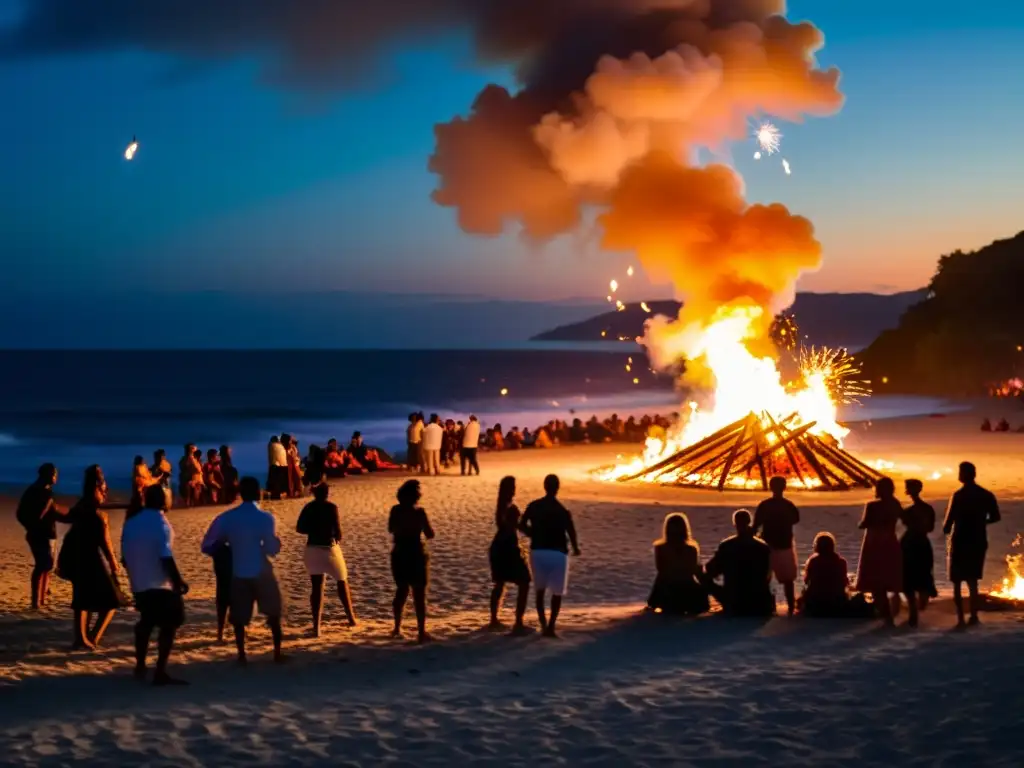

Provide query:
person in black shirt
left=388, top=480, right=435, bottom=643
left=943, top=462, right=1001, bottom=628
left=704, top=509, right=774, bottom=617
left=17, top=463, right=68, bottom=609
left=752, top=476, right=800, bottom=615
left=519, top=474, right=580, bottom=637
left=297, top=481, right=357, bottom=636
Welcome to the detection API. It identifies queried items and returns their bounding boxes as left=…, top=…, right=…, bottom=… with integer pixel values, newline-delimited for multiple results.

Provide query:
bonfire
left=598, top=304, right=879, bottom=491
left=990, top=535, right=1024, bottom=603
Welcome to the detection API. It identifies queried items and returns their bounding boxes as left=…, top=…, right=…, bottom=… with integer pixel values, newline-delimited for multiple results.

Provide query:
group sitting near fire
left=979, top=417, right=1024, bottom=432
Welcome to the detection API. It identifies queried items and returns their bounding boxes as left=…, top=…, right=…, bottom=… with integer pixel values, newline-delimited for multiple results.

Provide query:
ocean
left=0, top=349, right=963, bottom=493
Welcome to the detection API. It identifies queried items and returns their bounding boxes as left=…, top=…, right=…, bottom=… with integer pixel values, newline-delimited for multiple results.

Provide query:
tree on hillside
left=859, top=231, right=1024, bottom=395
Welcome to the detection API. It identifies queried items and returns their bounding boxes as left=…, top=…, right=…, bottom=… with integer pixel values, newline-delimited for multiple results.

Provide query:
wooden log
left=616, top=419, right=747, bottom=482
left=717, top=414, right=754, bottom=490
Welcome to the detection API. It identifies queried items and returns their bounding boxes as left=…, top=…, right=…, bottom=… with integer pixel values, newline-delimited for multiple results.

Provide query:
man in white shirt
left=406, top=412, right=424, bottom=472
left=121, top=485, right=189, bottom=685
left=201, top=476, right=285, bottom=665
left=267, top=435, right=289, bottom=500
left=461, top=415, right=481, bottom=475
left=421, top=414, right=444, bottom=475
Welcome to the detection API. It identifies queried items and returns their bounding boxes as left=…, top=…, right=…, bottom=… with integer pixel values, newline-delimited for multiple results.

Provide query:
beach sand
left=1, top=411, right=1022, bottom=766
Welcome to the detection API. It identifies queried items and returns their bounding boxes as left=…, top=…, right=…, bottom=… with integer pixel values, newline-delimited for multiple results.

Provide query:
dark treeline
left=860, top=231, right=1024, bottom=396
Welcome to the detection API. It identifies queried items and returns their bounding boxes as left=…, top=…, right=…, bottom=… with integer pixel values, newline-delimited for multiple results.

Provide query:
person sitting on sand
left=753, top=476, right=801, bottom=616
left=61, top=465, right=122, bottom=649
left=980, top=418, right=992, bottom=432
left=703, top=509, right=774, bottom=617
left=647, top=513, right=710, bottom=616
left=995, top=418, right=1010, bottom=432
left=855, top=476, right=903, bottom=627
left=800, top=532, right=856, bottom=617
left=900, top=479, right=938, bottom=627
left=534, top=427, right=553, bottom=448
left=152, top=449, right=173, bottom=510
left=348, top=432, right=379, bottom=471
left=179, top=444, right=204, bottom=507
left=388, top=479, right=435, bottom=643
left=203, top=448, right=224, bottom=504
left=297, top=480, right=357, bottom=636
left=489, top=476, right=531, bottom=634
left=519, top=474, right=581, bottom=638
left=220, top=445, right=240, bottom=504
left=18, top=463, right=69, bottom=610
left=943, top=462, right=1001, bottom=628
left=121, top=484, right=190, bottom=686
left=201, top=477, right=285, bottom=665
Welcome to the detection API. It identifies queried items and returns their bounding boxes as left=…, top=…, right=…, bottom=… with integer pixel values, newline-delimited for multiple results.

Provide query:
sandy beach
left=1, top=411, right=1022, bottom=766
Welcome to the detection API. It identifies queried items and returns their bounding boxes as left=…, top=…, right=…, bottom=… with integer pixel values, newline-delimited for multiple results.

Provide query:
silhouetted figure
left=267, top=436, right=289, bottom=500
left=519, top=474, right=580, bottom=637
left=297, top=482, right=357, bottom=636
left=17, top=463, right=68, bottom=609
left=389, top=479, right=435, bottom=643
left=461, top=415, right=481, bottom=475
left=201, top=477, right=285, bottom=664
left=753, top=476, right=800, bottom=615
left=488, top=476, right=531, bottom=634
left=212, top=538, right=232, bottom=643
left=647, top=513, right=710, bottom=616
left=801, top=532, right=868, bottom=618
left=855, top=476, right=903, bottom=626
left=121, top=484, right=190, bottom=685
left=900, top=478, right=937, bottom=627
left=943, top=461, right=1001, bottom=627
left=220, top=445, right=240, bottom=504
left=980, top=418, right=992, bottom=432
left=703, top=509, right=774, bottom=617
left=995, top=418, right=1010, bottom=432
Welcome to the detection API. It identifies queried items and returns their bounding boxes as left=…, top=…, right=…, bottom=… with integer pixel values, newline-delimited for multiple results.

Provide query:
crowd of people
left=15, top=456, right=1001, bottom=686
left=979, top=417, right=1024, bottom=433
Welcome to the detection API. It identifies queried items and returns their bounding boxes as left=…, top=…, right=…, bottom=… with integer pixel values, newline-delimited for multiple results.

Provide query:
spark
left=798, top=346, right=872, bottom=406
left=753, top=151, right=761, bottom=160
left=782, top=158, right=791, bottom=175
left=771, top=313, right=799, bottom=353
left=609, top=279, right=619, bottom=293
left=625, top=364, right=632, bottom=372
left=615, top=300, right=625, bottom=311
left=640, top=301, right=651, bottom=313
left=632, top=378, right=640, bottom=385
left=601, top=330, right=607, bottom=337
left=606, top=295, right=613, bottom=302
left=626, top=266, right=634, bottom=277
left=499, top=387, right=509, bottom=396
left=124, top=138, right=139, bottom=161
left=755, top=122, right=781, bottom=155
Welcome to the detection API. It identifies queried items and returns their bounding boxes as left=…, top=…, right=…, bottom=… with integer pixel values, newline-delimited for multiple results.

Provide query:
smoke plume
left=5, top=0, right=843, bottom=358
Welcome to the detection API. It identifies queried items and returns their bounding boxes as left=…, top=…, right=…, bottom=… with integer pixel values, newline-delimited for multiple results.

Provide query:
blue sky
left=1, top=1, right=1022, bottom=343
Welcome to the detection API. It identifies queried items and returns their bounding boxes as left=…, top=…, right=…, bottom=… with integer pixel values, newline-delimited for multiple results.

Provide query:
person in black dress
left=488, top=476, right=531, bottom=633
left=943, top=462, right=1001, bottom=627
left=61, top=466, right=122, bottom=649
left=647, top=513, right=710, bottom=616
left=17, top=463, right=69, bottom=610
left=388, top=480, right=435, bottom=643
left=900, top=478, right=937, bottom=627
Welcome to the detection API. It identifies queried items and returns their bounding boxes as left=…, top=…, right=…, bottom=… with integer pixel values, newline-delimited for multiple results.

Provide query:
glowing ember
left=124, top=137, right=139, bottom=160
left=627, top=266, right=634, bottom=277
left=597, top=303, right=873, bottom=488
left=640, top=301, right=651, bottom=313
left=991, top=535, right=1024, bottom=601
left=609, top=279, right=619, bottom=293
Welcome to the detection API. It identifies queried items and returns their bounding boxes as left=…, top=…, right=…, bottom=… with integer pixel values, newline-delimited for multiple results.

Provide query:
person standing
left=267, top=436, right=289, bottom=501
left=388, top=479, right=435, bottom=643
left=121, top=485, right=190, bottom=685
left=900, top=478, right=938, bottom=627
left=519, top=474, right=580, bottom=638
left=151, top=449, right=173, bottom=510
left=488, top=476, right=531, bottom=633
left=201, top=477, right=285, bottom=665
left=297, top=481, right=357, bottom=636
left=17, top=463, right=68, bottom=609
left=406, top=413, right=424, bottom=473
left=855, top=477, right=903, bottom=627
left=943, top=462, right=1001, bottom=628
left=421, top=414, right=444, bottom=476
left=461, top=415, right=481, bottom=476
left=752, top=476, right=800, bottom=616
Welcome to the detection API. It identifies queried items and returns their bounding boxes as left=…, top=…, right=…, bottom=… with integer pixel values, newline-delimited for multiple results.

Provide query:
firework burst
left=798, top=346, right=872, bottom=405
left=755, top=121, right=782, bottom=155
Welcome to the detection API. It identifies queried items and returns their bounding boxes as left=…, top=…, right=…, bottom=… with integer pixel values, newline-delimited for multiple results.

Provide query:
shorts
left=770, top=546, right=799, bottom=583
left=134, top=589, right=186, bottom=630
left=531, top=549, right=569, bottom=596
left=304, top=544, right=349, bottom=582
left=231, top=570, right=283, bottom=626
left=27, top=535, right=55, bottom=572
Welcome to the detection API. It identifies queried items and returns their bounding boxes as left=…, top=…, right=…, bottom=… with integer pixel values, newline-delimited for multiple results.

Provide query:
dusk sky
left=1, top=1, right=1021, bottom=345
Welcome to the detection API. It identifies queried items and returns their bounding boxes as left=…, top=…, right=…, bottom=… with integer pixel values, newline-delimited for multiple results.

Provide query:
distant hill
left=859, top=231, right=1024, bottom=395
left=532, top=291, right=926, bottom=350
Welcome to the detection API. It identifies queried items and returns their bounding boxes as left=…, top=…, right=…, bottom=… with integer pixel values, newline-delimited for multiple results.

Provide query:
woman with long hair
left=488, top=476, right=531, bottom=633
left=388, top=479, right=434, bottom=643
left=855, top=476, right=904, bottom=626
left=61, top=466, right=123, bottom=649
left=647, top=513, right=709, bottom=616
left=900, top=478, right=938, bottom=627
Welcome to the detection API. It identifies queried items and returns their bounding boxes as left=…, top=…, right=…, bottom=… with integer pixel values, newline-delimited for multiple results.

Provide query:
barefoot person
left=753, top=476, right=800, bottom=616
left=17, top=463, right=68, bottom=609
left=297, top=481, right=357, bottom=636
left=121, top=485, right=190, bottom=685
left=900, top=478, right=938, bottom=627
left=388, top=480, right=435, bottom=643
left=519, top=474, right=580, bottom=638
left=855, top=477, right=903, bottom=627
left=488, top=476, right=531, bottom=633
left=201, top=477, right=285, bottom=664
left=943, top=461, right=1001, bottom=628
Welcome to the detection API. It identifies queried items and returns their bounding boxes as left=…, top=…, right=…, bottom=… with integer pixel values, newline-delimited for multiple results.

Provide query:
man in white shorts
left=519, top=474, right=580, bottom=637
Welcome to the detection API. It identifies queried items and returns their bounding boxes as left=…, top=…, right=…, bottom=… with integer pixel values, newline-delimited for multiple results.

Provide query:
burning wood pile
left=613, top=410, right=884, bottom=491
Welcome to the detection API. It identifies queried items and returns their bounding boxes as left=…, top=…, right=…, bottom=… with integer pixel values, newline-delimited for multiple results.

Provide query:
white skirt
left=304, top=544, right=348, bottom=582
left=531, top=549, right=569, bottom=596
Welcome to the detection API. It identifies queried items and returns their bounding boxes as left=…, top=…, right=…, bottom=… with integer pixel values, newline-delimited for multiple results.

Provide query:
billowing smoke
left=4, top=0, right=842, bottom=364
